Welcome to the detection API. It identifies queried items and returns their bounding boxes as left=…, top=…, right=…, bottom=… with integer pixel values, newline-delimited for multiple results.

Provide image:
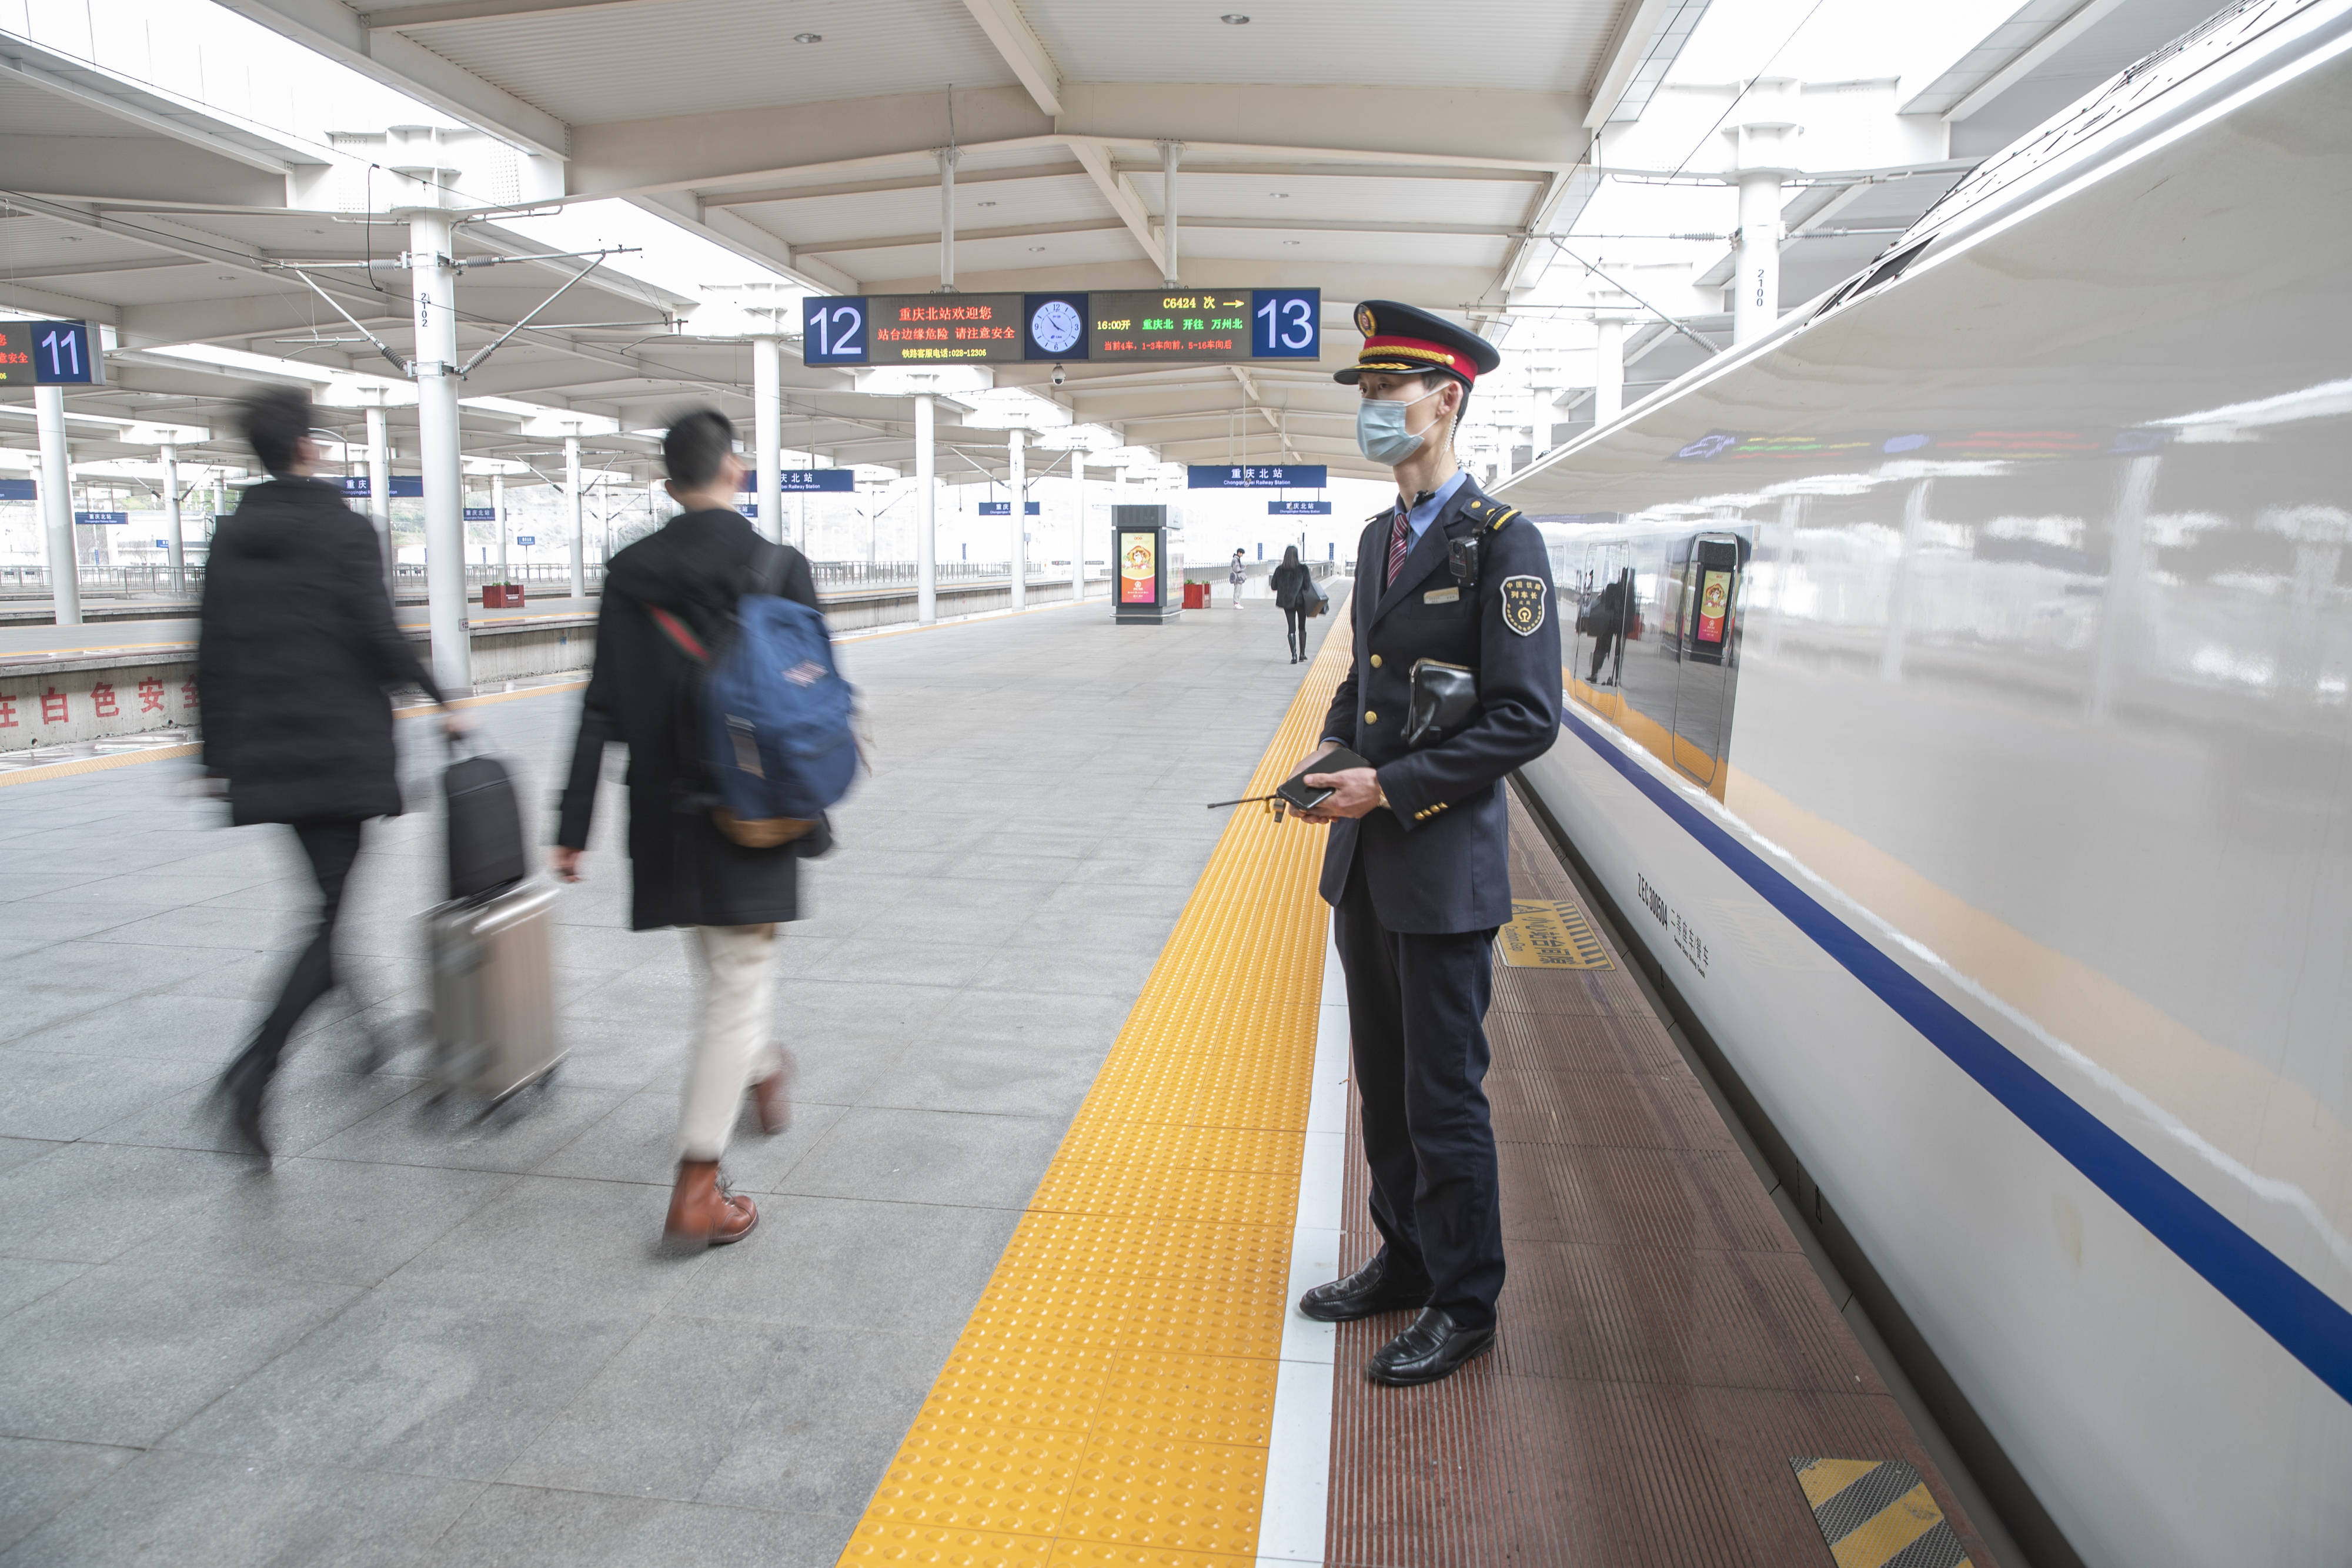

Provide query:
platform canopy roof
left=1, top=0, right=2239, bottom=489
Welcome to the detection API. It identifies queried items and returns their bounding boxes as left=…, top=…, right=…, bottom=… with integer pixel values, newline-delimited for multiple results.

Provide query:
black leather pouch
left=1403, top=660, right=1476, bottom=750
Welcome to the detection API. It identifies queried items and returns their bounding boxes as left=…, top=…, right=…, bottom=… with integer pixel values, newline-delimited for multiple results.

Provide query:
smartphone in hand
left=1275, top=746, right=1372, bottom=812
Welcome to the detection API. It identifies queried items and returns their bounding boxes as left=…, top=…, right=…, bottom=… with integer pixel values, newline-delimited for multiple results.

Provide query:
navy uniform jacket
left=1318, top=474, right=1562, bottom=934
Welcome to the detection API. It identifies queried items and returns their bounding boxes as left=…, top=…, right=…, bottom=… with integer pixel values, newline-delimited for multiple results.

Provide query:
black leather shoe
left=219, top=1052, right=273, bottom=1159
left=1298, top=1256, right=1432, bottom=1323
left=1366, top=1307, right=1495, bottom=1386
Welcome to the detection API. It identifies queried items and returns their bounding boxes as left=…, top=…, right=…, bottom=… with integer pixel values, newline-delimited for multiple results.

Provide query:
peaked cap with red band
left=1334, top=299, right=1502, bottom=387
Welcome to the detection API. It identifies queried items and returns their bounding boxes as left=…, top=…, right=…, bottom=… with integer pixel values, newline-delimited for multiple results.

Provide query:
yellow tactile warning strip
left=1496, top=897, right=1614, bottom=969
left=839, top=624, right=1354, bottom=1568
left=1791, top=1459, right=1975, bottom=1568
left=0, top=740, right=199, bottom=789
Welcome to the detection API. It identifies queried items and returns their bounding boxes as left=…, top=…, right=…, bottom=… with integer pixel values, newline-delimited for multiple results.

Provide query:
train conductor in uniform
left=1291, top=302, right=1562, bottom=1385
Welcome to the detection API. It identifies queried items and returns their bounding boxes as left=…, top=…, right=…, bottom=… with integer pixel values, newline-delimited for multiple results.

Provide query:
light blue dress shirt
left=1401, top=469, right=1472, bottom=544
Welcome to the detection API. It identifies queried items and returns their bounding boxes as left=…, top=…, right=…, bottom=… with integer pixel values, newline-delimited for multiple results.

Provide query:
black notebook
left=1275, top=746, right=1373, bottom=811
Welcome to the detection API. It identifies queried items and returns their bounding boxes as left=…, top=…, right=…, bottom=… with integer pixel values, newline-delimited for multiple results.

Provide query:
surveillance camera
left=1050, top=363, right=1066, bottom=386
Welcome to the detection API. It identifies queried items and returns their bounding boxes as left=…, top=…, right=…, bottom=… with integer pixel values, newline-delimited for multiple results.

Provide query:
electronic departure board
left=803, top=289, right=1319, bottom=366
left=803, top=295, right=1025, bottom=366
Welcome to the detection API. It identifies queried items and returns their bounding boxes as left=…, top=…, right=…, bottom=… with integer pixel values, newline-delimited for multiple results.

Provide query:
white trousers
left=677, top=922, right=780, bottom=1161
left=1230, top=581, right=1245, bottom=606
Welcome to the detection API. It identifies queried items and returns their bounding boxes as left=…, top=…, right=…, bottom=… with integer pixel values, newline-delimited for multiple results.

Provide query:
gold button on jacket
left=1364, top=710, right=1377, bottom=724
left=1370, top=654, right=1382, bottom=668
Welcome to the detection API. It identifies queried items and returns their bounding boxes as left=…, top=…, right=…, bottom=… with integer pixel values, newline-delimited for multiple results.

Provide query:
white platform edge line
left=1257, top=927, right=1351, bottom=1567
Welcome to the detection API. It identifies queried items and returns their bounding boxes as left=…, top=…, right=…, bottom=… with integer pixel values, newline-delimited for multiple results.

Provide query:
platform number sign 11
left=0, top=320, right=102, bottom=387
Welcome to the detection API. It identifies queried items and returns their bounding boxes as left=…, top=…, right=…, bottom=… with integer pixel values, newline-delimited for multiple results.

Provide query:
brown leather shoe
left=748, top=1057, right=793, bottom=1136
left=664, top=1159, right=757, bottom=1248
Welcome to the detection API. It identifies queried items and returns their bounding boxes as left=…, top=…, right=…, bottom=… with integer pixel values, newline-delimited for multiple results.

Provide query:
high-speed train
left=1497, top=4, right=2352, bottom=1564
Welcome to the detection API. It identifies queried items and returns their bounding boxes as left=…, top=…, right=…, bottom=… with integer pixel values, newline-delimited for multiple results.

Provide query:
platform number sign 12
left=803, top=297, right=867, bottom=366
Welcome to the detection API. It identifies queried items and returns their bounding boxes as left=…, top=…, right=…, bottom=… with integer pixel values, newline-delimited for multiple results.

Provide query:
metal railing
left=0, top=558, right=1113, bottom=605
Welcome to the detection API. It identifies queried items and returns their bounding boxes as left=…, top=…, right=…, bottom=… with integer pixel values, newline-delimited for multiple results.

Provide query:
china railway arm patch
left=1500, top=574, right=1547, bottom=636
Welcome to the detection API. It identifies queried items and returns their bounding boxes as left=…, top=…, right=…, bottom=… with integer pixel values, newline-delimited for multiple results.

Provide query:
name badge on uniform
left=1422, top=587, right=1459, bottom=605
left=1501, top=576, right=1547, bottom=636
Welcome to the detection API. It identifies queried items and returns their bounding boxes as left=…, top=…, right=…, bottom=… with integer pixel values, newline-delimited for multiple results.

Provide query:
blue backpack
left=649, top=572, right=858, bottom=848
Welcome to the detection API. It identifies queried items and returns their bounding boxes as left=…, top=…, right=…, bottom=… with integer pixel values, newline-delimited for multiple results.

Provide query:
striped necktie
left=1384, top=493, right=1430, bottom=588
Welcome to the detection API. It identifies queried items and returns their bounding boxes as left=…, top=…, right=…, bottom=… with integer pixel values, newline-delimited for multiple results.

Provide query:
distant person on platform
left=553, top=408, right=823, bottom=1251
left=201, top=385, right=466, bottom=1156
left=1270, top=544, right=1314, bottom=663
left=1288, top=302, right=1561, bottom=1386
left=1229, top=548, right=1248, bottom=607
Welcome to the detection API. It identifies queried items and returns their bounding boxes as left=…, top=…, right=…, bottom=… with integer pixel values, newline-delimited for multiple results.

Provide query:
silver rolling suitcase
left=427, top=881, right=563, bottom=1108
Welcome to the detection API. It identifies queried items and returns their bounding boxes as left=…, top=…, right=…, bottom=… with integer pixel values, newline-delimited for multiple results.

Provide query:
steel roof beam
left=958, top=0, right=1063, bottom=116
left=212, top=0, right=570, bottom=159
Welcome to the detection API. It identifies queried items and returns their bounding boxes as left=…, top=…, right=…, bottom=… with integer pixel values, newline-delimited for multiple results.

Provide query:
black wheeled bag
left=429, top=744, right=562, bottom=1109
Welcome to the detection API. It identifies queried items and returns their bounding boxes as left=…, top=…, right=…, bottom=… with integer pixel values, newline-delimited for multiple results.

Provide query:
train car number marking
left=1637, top=873, right=1710, bottom=977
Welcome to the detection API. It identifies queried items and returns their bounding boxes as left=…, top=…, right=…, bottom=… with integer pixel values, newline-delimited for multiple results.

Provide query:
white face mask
left=1355, top=384, right=1446, bottom=465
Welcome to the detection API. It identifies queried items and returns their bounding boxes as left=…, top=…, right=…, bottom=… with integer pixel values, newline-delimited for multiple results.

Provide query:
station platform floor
left=0, top=586, right=1994, bottom=1568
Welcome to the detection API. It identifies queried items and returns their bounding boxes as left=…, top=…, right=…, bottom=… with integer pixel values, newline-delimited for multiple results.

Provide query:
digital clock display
left=803, top=289, right=1318, bottom=366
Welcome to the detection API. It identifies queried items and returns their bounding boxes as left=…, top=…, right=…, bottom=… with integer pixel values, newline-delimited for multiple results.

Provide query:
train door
left=1669, top=533, right=1744, bottom=789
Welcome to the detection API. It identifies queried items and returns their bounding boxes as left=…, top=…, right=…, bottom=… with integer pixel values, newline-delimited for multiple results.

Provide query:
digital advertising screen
left=1118, top=530, right=1158, bottom=605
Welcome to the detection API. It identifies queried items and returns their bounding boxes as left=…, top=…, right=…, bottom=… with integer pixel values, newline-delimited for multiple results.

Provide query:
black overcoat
left=196, top=477, right=442, bottom=826
left=1317, top=473, right=1562, bottom=934
left=1269, top=560, right=1312, bottom=610
left=555, top=508, right=822, bottom=931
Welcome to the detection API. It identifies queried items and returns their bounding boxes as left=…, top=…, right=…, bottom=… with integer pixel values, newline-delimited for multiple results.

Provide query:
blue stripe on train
left=1560, top=704, right=2352, bottom=1404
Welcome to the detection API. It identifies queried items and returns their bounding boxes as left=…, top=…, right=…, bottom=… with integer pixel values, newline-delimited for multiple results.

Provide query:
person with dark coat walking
left=201, top=386, right=464, bottom=1155
left=553, top=408, right=823, bottom=1249
left=1270, top=545, right=1314, bottom=662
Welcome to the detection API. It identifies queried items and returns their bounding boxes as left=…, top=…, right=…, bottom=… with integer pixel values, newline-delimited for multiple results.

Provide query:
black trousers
left=1284, top=606, right=1309, bottom=657
left=1331, top=852, right=1505, bottom=1328
left=240, top=818, right=366, bottom=1074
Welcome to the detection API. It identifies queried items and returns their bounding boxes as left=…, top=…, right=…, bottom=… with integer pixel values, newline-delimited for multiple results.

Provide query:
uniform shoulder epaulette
left=1462, top=496, right=1522, bottom=533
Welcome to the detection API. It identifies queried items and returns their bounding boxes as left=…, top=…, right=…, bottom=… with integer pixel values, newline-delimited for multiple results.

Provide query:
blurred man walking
left=553, top=409, right=823, bottom=1249
left=202, top=386, right=464, bottom=1155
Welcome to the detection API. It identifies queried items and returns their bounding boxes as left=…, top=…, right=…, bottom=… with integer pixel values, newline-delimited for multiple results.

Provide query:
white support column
left=753, top=334, right=784, bottom=545
left=408, top=206, right=470, bottom=694
left=493, top=472, right=507, bottom=577
left=564, top=434, right=586, bottom=598
left=1159, top=141, right=1182, bottom=285
left=364, top=400, right=392, bottom=596
left=938, top=148, right=959, bottom=291
left=1593, top=314, right=1626, bottom=426
left=1070, top=449, right=1087, bottom=601
left=1733, top=170, right=1784, bottom=346
left=161, top=442, right=185, bottom=597
left=1008, top=427, right=1027, bottom=610
left=34, top=385, right=78, bottom=626
left=915, top=393, right=937, bottom=626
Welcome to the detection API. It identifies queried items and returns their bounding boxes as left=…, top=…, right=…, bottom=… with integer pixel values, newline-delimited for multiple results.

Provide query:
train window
left=1570, top=543, right=1635, bottom=698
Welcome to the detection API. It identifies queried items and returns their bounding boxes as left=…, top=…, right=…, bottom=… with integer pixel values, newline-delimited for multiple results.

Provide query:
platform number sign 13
left=1250, top=289, right=1319, bottom=359
left=803, top=297, right=868, bottom=366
